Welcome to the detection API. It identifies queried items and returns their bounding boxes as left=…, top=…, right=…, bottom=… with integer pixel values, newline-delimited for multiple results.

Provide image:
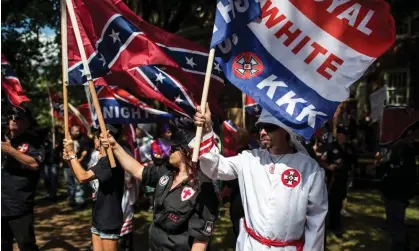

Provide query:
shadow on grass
left=326, top=189, right=419, bottom=251
left=31, top=182, right=418, bottom=251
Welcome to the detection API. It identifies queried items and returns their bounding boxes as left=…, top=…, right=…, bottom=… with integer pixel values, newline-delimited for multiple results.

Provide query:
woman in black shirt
left=100, top=129, right=219, bottom=251
left=63, top=125, right=126, bottom=251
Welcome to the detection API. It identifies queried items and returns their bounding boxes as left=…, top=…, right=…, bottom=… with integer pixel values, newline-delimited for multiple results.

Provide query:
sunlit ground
left=25, top=187, right=419, bottom=251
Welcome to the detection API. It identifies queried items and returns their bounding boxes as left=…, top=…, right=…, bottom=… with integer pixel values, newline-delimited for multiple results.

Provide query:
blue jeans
left=63, top=168, right=85, bottom=205
left=42, top=164, right=59, bottom=199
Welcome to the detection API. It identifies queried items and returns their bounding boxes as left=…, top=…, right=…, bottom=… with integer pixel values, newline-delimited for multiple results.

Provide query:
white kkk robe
left=193, top=132, right=328, bottom=251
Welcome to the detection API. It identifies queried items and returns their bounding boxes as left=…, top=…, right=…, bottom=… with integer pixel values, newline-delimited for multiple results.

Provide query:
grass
left=30, top=187, right=419, bottom=251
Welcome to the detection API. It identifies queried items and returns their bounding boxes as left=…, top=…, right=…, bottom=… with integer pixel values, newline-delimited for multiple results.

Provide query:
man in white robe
left=192, top=105, right=328, bottom=251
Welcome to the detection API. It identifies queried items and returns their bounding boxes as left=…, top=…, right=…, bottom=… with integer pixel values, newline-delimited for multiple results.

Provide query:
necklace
left=267, top=152, right=286, bottom=174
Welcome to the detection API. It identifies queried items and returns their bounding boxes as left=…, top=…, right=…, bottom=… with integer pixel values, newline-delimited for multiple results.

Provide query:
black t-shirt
left=43, top=139, right=62, bottom=165
left=1, top=132, right=45, bottom=217
left=62, top=136, right=90, bottom=169
left=142, top=164, right=219, bottom=251
left=90, top=155, right=125, bottom=231
left=326, top=141, right=352, bottom=197
left=380, top=143, right=418, bottom=201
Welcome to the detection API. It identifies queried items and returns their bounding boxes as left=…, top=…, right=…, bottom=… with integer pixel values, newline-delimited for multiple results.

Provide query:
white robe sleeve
left=304, top=168, right=328, bottom=251
left=189, top=131, right=240, bottom=181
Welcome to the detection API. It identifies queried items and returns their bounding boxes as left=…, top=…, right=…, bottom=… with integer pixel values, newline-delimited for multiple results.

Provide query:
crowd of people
left=1, top=103, right=418, bottom=251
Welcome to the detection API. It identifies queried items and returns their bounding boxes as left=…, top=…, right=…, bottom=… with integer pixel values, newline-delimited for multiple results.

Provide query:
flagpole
left=84, top=85, right=97, bottom=128
left=65, top=0, right=116, bottom=167
left=46, top=82, right=56, bottom=148
left=242, top=93, right=246, bottom=130
left=68, top=103, right=91, bottom=135
left=61, top=0, right=70, bottom=140
left=192, top=48, right=215, bottom=162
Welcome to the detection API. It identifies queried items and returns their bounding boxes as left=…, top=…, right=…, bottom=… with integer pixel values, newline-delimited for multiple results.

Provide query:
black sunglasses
left=257, top=123, right=280, bottom=133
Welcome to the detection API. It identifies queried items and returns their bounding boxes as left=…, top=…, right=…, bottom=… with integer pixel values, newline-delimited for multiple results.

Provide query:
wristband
left=64, top=154, right=77, bottom=161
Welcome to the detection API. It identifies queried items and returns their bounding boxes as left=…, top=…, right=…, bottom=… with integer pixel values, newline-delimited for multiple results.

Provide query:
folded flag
left=1, top=54, right=30, bottom=108
left=244, top=94, right=261, bottom=116
left=222, top=120, right=239, bottom=157
left=211, top=0, right=395, bottom=139
left=50, top=92, right=64, bottom=120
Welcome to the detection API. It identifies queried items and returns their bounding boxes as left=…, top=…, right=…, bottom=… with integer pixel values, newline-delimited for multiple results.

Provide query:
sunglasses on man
left=257, top=123, right=280, bottom=133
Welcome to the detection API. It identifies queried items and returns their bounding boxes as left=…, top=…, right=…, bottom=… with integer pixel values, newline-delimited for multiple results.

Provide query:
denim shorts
left=91, top=226, right=120, bottom=240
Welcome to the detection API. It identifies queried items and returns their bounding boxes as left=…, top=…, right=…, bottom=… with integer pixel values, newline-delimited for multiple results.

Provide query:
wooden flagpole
left=61, top=0, right=70, bottom=140
left=242, top=93, right=246, bottom=129
left=65, top=0, right=116, bottom=167
left=46, top=83, right=56, bottom=147
left=192, top=48, right=215, bottom=162
left=68, top=103, right=91, bottom=135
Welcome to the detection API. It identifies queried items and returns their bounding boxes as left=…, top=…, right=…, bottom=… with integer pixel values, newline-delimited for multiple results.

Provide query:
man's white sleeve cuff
left=188, top=132, right=215, bottom=157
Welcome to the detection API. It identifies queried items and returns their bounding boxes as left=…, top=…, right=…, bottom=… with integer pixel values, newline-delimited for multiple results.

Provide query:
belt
left=243, top=219, right=304, bottom=251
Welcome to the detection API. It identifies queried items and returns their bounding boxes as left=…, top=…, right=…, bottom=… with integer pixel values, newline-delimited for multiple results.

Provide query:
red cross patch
left=17, top=144, right=29, bottom=153
left=281, top=168, right=301, bottom=188
left=181, top=187, right=196, bottom=201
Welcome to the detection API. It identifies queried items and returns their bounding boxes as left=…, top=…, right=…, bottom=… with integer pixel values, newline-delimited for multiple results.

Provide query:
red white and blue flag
left=211, top=0, right=395, bottom=139
left=132, top=65, right=197, bottom=116
left=67, top=0, right=224, bottom=117
left=222, top=120, right=239, bottom=157
left=87, top=86, right=174, bottom=125
left=1, top=54, right=30, bottom=108
left=112, top=0, right=226, bottom=117
left=112, top=0, right=225, bottom=91
left=66, top=0, right=176, bottom=86
left=244, top=94, right=261, bottom=117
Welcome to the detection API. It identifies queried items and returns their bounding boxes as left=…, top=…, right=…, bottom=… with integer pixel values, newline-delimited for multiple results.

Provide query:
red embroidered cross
left=182, top=189, right=191, bottom=199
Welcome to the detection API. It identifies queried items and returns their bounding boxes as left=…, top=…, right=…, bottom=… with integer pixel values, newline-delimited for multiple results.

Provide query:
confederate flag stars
left=184, top=56, right=222, bottom=75
left=109, top=29, right=121, bottom=43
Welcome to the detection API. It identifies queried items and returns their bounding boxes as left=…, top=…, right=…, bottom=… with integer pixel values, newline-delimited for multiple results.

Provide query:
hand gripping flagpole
left=65, top=0, right=117, bottom=168
left=61, top=0, right=70, bottom=140
left=192, top=48, right=215, bottom=162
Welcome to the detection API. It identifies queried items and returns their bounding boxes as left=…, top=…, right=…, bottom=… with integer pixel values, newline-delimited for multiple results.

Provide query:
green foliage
left=2, top=0, right=60, bottom=127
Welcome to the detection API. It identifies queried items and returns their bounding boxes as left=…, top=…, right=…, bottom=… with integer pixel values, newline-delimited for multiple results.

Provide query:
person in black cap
left=63, top=124, right=126, bottom=251
left=100, top=128, right=219, bottom=251
left=326, top=124, right=354, bottom=237
left=1, top=106, right=45, bottom=251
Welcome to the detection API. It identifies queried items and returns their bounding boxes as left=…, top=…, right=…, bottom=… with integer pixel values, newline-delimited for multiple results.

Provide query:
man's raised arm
left=192, top=104, right=241, bottom=181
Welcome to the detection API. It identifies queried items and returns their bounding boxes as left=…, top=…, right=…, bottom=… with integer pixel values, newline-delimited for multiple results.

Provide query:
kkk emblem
left=181, top=186, right=196, bottom=201
left=158, top=175, right=169, bottom=187
left=232, top=52, right=264, bottom=79
left=17, top=144, right=29, bottom=153
left=281, top=168, right=301, bottom=188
